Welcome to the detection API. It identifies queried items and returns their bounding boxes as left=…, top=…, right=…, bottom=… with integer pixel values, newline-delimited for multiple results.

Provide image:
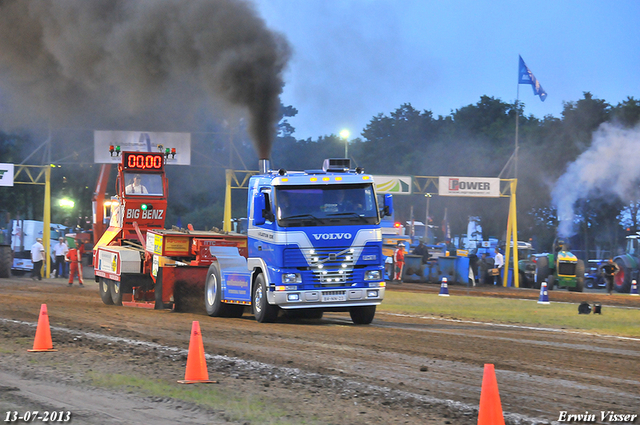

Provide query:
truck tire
left=0, top=246, right=11, bottom=278
left=518, top=271, right=529, bottom=288
left=110, top=279, right=123, bottom=306
left=99, top=278, right=114, bottom=305
left=546, top=274, right=555, bottom=290
left=569, top=260, right=585, bottom=292
left=349, top=305, right=376, bottom=325
left=204, top=264, right=244, bottom=318
left=252, top=273, right=278, bottom=323
left=534, top=256, right=549, bottom=289
left=205, top=264, right=225, bottom=316
left=585, top=277, right=595, bottom=289
left=613, top=257, right=632, bottom=293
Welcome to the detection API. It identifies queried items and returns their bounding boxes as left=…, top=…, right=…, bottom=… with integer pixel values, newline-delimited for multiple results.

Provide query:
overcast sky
left=253, top=0, right=640, bottom=141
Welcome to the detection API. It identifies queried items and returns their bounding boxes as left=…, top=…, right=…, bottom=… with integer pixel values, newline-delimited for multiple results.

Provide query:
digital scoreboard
left=123, top=152, right=165, bottom=171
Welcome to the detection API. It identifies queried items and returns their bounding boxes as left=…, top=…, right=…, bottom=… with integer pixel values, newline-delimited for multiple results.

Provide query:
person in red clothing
left=393, top=242, right=406, bottom=282
left=66, top=238, right=85, bottom=287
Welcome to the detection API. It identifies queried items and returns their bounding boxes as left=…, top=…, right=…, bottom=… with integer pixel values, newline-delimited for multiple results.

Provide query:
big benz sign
left=438, top=176, right=500, bottom=198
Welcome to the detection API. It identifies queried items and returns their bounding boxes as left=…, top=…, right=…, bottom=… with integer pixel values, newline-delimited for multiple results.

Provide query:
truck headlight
left=282, top=273, right=302, bottom=284
left=364, top=270, right=382, bottom=281
left=367, top=290, right=379, bottom=298
left=287, top=293, right=300, bottom=301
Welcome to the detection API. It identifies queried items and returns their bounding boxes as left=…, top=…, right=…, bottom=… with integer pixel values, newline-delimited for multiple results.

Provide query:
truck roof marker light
left=322, top=177, right=330, bottom=181
left=335, top=177, right=343, bottom=181
left=362, top=176, right=370, bottom=180
left=281, top=178, right=289, bottom=182
left=310, top=177, right=318, bottom=182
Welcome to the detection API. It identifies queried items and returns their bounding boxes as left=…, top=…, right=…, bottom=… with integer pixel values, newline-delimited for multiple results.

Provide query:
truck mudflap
left=221, top=269, right=252, bottom=303
left=268, top=286, right=385, bottom=309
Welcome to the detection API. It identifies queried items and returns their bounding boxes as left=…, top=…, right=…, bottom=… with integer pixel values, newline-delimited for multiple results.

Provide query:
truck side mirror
left=382, top=194, right=393, bottom=217
left=253, top=192, right=266, bottom=226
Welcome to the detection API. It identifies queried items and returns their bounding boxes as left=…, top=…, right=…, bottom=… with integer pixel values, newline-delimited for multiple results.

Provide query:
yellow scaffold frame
left=412, top=176, right=519, bottom=288
left=11, top=165, right=53, bottom=278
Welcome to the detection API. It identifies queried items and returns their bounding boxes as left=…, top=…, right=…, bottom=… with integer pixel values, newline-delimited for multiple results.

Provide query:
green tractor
left=533, top=239, right=585, bottom=292
left=506, top=241, right=537, bottom=288
left=612, top=234, right=640, bottom=293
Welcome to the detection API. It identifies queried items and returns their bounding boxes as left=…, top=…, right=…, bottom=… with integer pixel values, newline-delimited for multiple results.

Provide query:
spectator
left=53, top=237, right=69, bottom=278
left=393, top=242, right=406, bottom=282
left=478, top=253, right=492, bottom=285
left=601, top=258, right=620, bottom=295
left=66, top=239, right=85, bottom=287
left=412, top=241, right=430, bottom=264
left=494, top=248, right=504, bottom=286
left=30, top=238, right=45, bottom=281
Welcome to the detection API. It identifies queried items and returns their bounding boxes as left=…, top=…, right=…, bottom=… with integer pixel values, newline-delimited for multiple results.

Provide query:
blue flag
left=518, top=55, right=547, bottom=102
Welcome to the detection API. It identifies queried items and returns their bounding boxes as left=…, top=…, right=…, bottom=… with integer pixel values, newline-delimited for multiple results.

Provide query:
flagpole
left=515, top=74, right=520, bottom=180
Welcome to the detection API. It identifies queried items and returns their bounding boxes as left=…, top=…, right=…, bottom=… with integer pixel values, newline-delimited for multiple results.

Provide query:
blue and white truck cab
left=204, top=158, right=392, bottom=324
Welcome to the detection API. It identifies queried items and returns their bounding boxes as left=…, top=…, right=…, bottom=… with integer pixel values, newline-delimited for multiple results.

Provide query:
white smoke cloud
left=553, top=123, right=640, bottom=237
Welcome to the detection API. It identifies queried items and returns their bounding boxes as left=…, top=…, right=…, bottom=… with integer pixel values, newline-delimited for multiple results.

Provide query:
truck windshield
left=275, top=183, right=379, bottom=227
left=124, top=172, right=164, bottom=196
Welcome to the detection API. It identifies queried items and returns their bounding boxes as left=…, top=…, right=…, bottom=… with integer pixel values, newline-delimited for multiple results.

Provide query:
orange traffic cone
left=28, top=304, right=57, bottom=352
left=477, top=364, right=505, bottom=425
left=178, top=321, right=216, bottom=384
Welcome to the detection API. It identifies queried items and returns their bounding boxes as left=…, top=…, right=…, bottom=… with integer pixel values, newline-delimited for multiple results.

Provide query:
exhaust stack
left=259, top=159, right=270, bottom=175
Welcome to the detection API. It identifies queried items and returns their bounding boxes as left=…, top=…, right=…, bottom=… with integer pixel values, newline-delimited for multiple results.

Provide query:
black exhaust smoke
left=0, top=0, right=290, bottom=158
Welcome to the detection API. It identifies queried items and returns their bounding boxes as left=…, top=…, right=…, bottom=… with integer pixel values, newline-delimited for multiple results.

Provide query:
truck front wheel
left=252, top=273, right=278, bottom=323
left=349, top=305, right=376, bottom=325
left=99, top=278, right=114, bottom=305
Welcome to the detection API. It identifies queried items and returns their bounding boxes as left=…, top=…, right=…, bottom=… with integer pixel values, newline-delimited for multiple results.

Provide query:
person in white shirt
left=125, top=174, right=148, bottom=194
left=31, top=238, right=45, bottom=281
left=494, top=247, right=504, bottom=286
left=53, top=237, right=69, bottom=278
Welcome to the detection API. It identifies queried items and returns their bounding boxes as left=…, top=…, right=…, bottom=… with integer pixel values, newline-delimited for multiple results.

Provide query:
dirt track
left=1, top=276, right=639, bottom=425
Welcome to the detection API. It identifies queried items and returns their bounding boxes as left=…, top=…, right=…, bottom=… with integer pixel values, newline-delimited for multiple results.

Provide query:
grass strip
left=87, top=372, right=319, bottom=425
left=380, top=291, right=640, bottom=337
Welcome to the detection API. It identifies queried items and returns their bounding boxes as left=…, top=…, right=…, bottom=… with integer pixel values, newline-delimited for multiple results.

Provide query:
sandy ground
left=1, top=275, right=639, bottom=425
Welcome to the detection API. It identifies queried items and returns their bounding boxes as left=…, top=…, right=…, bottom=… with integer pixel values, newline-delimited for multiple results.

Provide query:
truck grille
left=558, top=262, right=576, bottom=276
left=283, top=246, right=379, bottom=287
left=306, top=247, right=356, bottom=287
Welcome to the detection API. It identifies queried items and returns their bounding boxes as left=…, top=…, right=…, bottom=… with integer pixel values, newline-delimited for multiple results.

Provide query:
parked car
left=585, top=259, right=607, bottom=290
